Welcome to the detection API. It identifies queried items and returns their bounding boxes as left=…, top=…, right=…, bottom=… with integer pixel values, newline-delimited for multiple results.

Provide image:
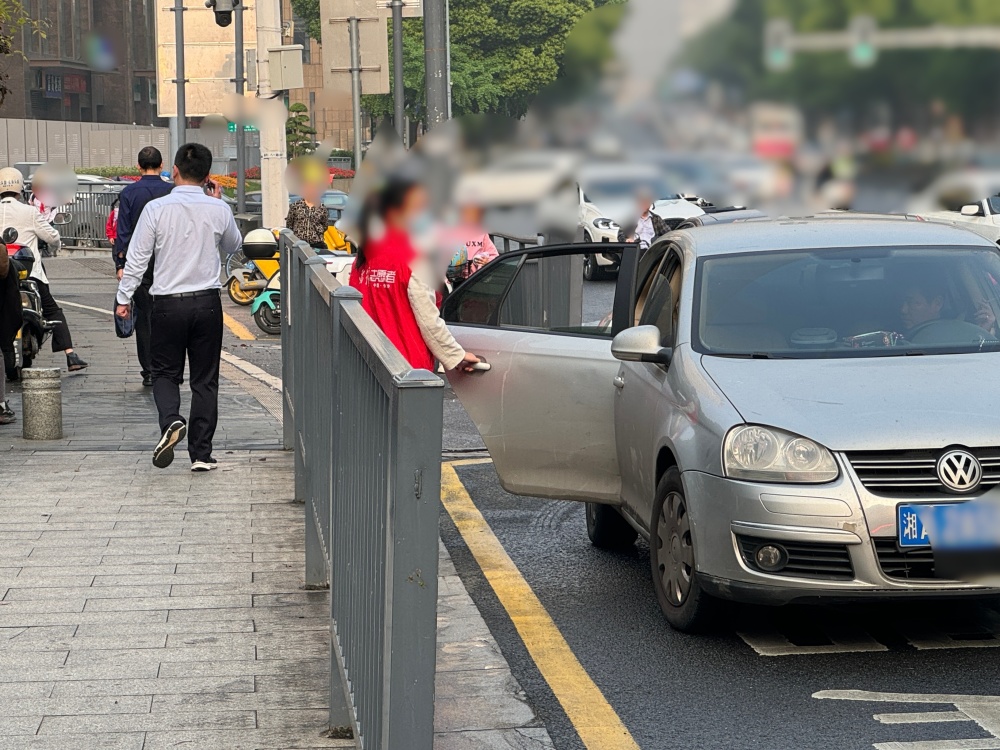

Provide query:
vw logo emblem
left=936, top=450, right=983, bottom=493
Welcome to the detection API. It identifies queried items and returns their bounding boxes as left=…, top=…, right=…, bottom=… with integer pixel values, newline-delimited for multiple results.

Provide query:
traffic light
left=205, top=0, right=239, bottom=28
left=764, top=19, right=794, bottom=72
left=849, top=15, right=878, bottom=68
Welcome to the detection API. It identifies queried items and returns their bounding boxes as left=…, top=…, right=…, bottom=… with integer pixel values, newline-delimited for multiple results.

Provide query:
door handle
left=613, top=375, right=625, bottom=390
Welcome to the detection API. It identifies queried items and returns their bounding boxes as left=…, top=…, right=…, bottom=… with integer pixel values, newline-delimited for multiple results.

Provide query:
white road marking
left=736, top=625, right=888, bottom=656
left=58, top=299, right=113, bottom=315
left=815, top=689, right=1000, bottom=749
left=58, top=298, right=283, bottom=393
left=875, top=712, right=973, bottom=724
left=874, top=741, right=1000, bottom=750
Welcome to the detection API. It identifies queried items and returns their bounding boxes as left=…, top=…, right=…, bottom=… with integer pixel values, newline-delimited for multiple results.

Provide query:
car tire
left=583, top=253, right=605, bottom=282
left=586, top=502, right=638, bottom=550
left=650, top=468, right=722, bottom=633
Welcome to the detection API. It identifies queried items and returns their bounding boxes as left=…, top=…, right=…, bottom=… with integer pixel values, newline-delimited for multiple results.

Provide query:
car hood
left=701, top=353, right=1000, bottom=451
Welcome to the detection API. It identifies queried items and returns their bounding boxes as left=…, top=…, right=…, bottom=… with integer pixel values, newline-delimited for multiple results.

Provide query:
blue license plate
left=898, top=503, right=1000, bottom=550
left=897, top=504, right=933, bottom=548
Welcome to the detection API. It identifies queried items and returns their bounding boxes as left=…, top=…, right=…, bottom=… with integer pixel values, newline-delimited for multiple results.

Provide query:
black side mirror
left=3, top=227, right=18, bottom=244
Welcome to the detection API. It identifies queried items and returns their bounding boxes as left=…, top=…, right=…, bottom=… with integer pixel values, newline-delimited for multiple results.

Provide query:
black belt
left=154, top=288, right=220, bottom=300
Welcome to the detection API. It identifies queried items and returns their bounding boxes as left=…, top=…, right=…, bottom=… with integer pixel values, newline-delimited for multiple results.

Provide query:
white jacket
left=0, top=197, right=60, bottom=285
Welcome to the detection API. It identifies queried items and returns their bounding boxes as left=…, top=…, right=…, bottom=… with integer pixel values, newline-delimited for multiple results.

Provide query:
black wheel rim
left=657, top=491, right=694, bottom=605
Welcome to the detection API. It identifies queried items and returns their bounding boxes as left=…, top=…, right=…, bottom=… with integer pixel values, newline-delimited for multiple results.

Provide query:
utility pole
left=234, top=1, right=246, bottom=212
left=256, top=0, right=289, bottom=229
left=444, top=0, right=451, bottom=119
left=391, top=0, right=404, bottom=139
left=349, top=16, right=364, bottom=162
left=173, top=0, right=187, bottom=155
left=423, top=0, right=447, bottom=125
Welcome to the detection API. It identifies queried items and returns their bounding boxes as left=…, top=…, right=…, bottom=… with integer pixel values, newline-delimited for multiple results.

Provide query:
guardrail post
left=384, top=369, right=442, bottom=750
left=328, top=286, right=363, bottom=739
left=280, top=232, right=295, bottom=451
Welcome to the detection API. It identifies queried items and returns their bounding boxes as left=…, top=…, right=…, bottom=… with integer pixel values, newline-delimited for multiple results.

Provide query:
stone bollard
left=21, top=368, right=63, bottom=441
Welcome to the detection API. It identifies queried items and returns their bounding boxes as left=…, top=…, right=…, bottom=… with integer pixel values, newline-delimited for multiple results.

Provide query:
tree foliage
left=683, top=0, right=1000, bottom=131
left=294, top=0, right=604, bottom=121
left=286, top=102, right=317, bottom=157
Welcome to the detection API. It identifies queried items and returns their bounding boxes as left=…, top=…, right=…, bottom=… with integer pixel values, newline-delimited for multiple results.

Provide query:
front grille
left=873, top=539, right=937, bottom=580
left=736, top=536, right=854, bottom=581
left=847, top=448, right=1000, bottom=496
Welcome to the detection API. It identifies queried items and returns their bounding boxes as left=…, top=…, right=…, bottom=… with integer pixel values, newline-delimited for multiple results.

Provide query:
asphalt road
left=220, top=274, right=1000, bottom=750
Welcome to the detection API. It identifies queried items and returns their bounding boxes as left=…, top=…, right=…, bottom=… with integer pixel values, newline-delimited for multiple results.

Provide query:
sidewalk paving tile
left=0, top=261, right=554, bottom=750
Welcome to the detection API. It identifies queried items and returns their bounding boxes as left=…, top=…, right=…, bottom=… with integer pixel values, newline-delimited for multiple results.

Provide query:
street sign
left=764, top=18, right=794, bottom=72
left=320, top=0, right=391, bottom=102
left=154, top=0, right=258, bottom=118
left=849, top=15, right=879, bottom=68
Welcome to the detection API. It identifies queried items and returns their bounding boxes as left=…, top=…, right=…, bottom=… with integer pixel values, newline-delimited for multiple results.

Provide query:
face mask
left=408, top=211, right=435, bottom=238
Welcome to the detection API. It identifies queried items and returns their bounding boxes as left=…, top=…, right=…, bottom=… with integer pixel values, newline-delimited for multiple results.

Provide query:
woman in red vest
left=349, top=179, right=481, bottom=373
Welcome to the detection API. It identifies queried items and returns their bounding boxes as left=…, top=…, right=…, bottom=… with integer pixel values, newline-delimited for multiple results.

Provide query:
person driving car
left=899, top=276, right=994, bottom=345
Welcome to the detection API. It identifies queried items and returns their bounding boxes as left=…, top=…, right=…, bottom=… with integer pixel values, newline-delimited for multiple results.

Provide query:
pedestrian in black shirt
left=115, top=147, right=173, bottom=387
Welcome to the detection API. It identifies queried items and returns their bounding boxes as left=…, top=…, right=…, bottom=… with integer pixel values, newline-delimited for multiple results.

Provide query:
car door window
left=441, top=255, right=520, bottom=325
left=638, top=248, right=683, bottom=347
left=499, top=253, right=613, bottom=337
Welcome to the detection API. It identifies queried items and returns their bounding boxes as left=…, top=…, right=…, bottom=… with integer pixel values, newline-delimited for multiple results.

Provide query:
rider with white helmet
left=0, top=167, right=87, bottom=371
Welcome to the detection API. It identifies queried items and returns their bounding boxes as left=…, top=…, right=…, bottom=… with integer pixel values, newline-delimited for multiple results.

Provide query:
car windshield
left=694, top=246, right=1000, bottom=359
left=583, top=177, right=673, bottom=203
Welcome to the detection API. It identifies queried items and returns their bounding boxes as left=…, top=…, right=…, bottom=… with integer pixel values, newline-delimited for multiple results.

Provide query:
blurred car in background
left=712, top=153, right=784, bottom=205
left=578, top=162, right=704, bottom=279
left=244, top=190, right=349, bottom=223
left=635, top=151, right=732, bottom=206
left=907, top=170, right=1000, bottom=214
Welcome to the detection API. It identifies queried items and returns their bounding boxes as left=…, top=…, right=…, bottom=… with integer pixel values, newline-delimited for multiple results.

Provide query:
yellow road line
left=223, top=312, right=256, bottom=341
left=440, top=463, right=641, bottom=750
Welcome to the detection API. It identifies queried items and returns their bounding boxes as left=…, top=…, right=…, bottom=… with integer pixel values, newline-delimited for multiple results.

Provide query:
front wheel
left=227, top=275, right=258, bottom=306
left=583, top=253, right=605, bottom=281
left=253, top=300, right=281, bottom=335
left=586, top=503, right=637, bottom=550
left=650, top=468, right=722, bottom=633
left=226, top=250, right=249, bottom=277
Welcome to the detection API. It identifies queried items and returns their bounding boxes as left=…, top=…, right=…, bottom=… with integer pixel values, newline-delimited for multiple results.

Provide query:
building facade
left=4, top=0, right=161, bottom=125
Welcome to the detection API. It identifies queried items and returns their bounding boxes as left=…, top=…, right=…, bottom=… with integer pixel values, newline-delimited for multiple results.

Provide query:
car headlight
left=592, top=217, right=619, bottom=231
left=723, top=425, right=838, bottom=483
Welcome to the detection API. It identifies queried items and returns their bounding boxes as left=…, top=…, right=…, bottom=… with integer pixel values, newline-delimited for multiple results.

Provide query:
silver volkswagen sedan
left=442, top=218, right=1000, bottom=632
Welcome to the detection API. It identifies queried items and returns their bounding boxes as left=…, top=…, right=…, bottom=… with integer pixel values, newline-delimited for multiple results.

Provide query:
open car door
left=442, top=244, right=637, bottom=504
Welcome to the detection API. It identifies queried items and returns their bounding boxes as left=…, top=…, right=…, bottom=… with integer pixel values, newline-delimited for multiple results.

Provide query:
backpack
left=105, top=199, right=119, bottom=242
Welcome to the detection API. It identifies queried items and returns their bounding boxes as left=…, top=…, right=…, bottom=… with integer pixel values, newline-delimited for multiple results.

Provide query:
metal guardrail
left=489, top=231, right=542, bottom=254
left=281, top=230, right=443, bottom=750
left=39, top=184, right=125, bottom=249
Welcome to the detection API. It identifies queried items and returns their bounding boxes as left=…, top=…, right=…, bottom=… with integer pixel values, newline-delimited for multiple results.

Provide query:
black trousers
left=150, top=293, right=223, bottom=463
left=133, top=280, right=153, bottom=378
left=36, top=280, right=73, bottom=353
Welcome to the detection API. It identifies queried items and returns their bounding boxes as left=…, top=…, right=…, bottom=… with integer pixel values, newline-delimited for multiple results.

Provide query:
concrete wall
left=0, top=119, right=170, bottom=169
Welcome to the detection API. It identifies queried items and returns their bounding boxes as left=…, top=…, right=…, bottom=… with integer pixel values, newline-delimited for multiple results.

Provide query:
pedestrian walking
left=0, top=167, right=88, bottom=372
left=114, top=147, right=173, bottom=387
left=0, top=237, right=22, bottom=425
left=348, top=178, right=482, bottom=373
left=115, top=144, right=242, bottom=471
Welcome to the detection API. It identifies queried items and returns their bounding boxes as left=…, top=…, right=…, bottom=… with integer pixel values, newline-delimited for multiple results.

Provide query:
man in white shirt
left=115, top=144, right=242, bottom=471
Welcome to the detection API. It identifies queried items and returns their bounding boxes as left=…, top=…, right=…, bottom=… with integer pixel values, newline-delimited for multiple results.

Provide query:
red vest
left=349, top=229, right=435, bottom=372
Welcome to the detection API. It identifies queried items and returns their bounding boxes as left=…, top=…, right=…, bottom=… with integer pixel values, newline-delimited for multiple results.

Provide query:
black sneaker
left=191, top=458, right=218, bottom=472
left=153, top=420, right=186, bottom=469
left=142, top=375, right=154, bottom=387
left=0, top=401, right=14, bottom=426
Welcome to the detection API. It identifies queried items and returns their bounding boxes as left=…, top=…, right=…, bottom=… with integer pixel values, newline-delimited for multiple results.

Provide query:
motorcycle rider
left=0, top=167, right=88, bottom=372
left=0, top=235, right=23, bottom=424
